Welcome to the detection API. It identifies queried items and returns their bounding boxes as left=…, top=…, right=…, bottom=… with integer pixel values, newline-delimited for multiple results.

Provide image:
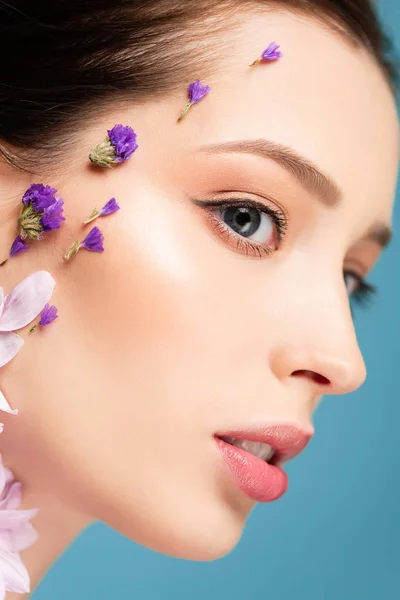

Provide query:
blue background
left=33, top=3, right=400, bottom=599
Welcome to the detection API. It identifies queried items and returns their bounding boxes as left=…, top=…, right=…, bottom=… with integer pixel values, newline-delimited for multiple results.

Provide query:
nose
left=269, top=297, right=367, bottom=397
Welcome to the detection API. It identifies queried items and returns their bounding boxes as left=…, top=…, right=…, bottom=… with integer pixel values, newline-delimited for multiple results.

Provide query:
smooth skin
left=0, top=9, right=398, bottom=597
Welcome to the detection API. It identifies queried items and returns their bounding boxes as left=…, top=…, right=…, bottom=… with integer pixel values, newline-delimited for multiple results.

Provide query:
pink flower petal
left=0, top=389, right=19, bottom=416
left=0, top=332, right=24, bottom=369
left=0, top=547, right=30, bottom=594
left=0, top=482, right=22, bottom=511
left=0, top=271, right=55, bottom=332
left=0, top=509, right=38, bottom=530
left=0, top=288, right=4, bottom=319
left=9, top=522, right=38, bottom=553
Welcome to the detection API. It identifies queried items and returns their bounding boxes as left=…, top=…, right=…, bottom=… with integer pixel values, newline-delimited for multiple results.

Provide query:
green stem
left=0, top=258, right=8, bottom=267
left=29, top=324, right=38, bottom=335
left=177, top=101, right=192, bottom=123
left=83, top=209, right=100, bottom=225
left=64, top=241, right=81, bottom=261
left=249, top=58, right=260, bottom=67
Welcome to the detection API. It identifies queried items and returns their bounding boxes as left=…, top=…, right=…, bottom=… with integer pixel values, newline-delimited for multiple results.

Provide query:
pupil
left=224, top=207, right=261, bottom=238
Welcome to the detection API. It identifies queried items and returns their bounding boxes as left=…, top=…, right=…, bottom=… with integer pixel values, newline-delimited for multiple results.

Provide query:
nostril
left=292, top=370, right=330, bottom=386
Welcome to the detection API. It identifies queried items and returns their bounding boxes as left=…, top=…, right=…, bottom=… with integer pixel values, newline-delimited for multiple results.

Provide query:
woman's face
left=3, top=10, right=398, bottom=560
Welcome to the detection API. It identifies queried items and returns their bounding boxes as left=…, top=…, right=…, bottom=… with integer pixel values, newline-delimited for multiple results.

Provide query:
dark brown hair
left=0, top=0, right=397, bottom=170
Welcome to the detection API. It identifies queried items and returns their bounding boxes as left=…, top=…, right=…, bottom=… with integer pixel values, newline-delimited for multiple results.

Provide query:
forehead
left=195, top=10, right=399, bottom=225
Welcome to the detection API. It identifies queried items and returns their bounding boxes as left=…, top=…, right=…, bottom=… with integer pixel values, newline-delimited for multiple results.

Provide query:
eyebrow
left=199, top=139, right=393, bottom=249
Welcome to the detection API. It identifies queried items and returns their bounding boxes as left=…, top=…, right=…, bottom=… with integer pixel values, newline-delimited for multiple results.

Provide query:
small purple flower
left=177, top=79, right=211, bottom=122
left=41, top=198, right=66, bottom=231
left=10, top=237, right=28, bottom=259
left=189, top=80, right=211, bottom=104
left=64, top=226, right=104, bottom=260
left=0, top=236, right=29, bottom=267
left=83, top=198, right=120, bottom=224
left=107, top=125, right=138, bottom=163
left=39, top=304, right=58, bottom=327
left=89, top=125, right=138, bottom=168
left=82, top=226, right=104, bottom=252
left=22, top=184, right=59, bottom=211
left=250, top=42, right=283, bottom=67
left=100, top=197, right=120, bottom=216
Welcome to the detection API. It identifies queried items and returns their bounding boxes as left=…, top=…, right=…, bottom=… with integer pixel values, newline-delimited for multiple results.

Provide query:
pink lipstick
left=214, top=423, right=313, bottom=503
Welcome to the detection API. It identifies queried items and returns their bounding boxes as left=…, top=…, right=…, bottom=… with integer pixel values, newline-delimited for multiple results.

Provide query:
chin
left=105, top=493, right=252, bottom=562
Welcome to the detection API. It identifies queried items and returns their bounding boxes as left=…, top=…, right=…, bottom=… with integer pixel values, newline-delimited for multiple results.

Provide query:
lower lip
left=215, top=437, right=288, bottom=503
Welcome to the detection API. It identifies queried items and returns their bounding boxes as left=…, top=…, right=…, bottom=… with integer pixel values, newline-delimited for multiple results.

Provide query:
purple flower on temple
left=64, top=226, right=105, bottom=261
left=83, top=198, right=120, bottom=224
left=89, top=125, right=138, bottom=168
left=177, top=79, right=211, bottom=122
left=82, top=227, right=104, bottom=252
left=41, top=198, right=66, bottom=231
left=107, top=125, right=138, bottom=163
left=250, top=42, right=283, bottom=67
left=21, top=184, right=59, bottom=211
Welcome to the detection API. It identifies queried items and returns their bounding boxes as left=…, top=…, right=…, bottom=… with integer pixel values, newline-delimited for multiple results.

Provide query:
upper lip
left=215, top=422, right=314, bottom=464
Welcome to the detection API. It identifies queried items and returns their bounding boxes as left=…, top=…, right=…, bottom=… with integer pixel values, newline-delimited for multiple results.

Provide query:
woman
left=0, top=0, right=398, bottom=597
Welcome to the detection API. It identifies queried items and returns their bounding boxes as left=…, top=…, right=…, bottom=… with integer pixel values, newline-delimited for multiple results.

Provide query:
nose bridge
left=268, top=265, right=367, bottom=395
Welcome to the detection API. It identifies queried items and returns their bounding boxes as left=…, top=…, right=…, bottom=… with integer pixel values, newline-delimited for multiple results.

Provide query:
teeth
left=222, top=436, right=275, bottom=462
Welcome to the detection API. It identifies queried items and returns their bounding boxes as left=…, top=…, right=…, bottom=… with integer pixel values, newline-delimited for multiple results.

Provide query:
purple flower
left=9, top=237, right=28, bottom=259
left=40, top=198, right=66, bottom=231
left=81, top=226, right=104, bottom=253
left=250, top=42, right=283, bottom=67
left=262, top=42, right=282, bottom=60
left=89, top=125, right=138, bottom=168
left=83, top=198, right=120, bottom=224
left=177, top=79, right=211, bottom=122
left=21, top=184, right=58, bottom=211
left=39, top=304, right=58, bottom=327
left=188, top=80, right=211, bottom=104
left=100, top=197, right=120, bottom=216
left=107, top=125, right=138, bottom=163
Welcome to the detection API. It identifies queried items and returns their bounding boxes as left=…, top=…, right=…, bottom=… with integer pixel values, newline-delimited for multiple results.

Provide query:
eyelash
left=192, top=196, right=288, bottom=259
left=193, top=196, right=378, bottom=310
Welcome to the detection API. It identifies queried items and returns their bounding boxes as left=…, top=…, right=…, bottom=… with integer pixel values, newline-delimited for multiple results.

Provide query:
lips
left=214, top=423, right=314, bottom=503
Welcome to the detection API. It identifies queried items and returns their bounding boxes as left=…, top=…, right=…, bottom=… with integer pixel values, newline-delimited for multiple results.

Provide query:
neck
left=4, top=477, right=93, bottom=599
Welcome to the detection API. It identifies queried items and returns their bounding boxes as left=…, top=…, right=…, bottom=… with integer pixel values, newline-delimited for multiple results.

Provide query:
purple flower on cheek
left=250, top=42, right=283, bottom=67
left=83, top=198, right=120, bottom=224
left=0, top=237, right=29, bottom=266
left=177, top=79, right=211, bottom=123
left=29, top=303, right=58, bottom=334
left=89, top=125, right=138, bottom=168
left=40, top=198, right=66, bottom=231
left=64, top=226, right=104, bottom=261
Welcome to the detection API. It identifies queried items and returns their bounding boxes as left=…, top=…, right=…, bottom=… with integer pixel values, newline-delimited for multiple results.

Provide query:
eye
left=192, top=197, right=288, bottom=258
left=344, top=270, right=377, bottom=309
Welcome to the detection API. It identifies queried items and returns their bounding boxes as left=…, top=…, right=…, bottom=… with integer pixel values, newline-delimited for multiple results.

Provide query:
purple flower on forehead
left=188, top=80, right=211, bottom=104
left=250, top=42, right=283, bottom=67
left=89, top=125, right=138, bottom=168
left=82, top=226, right=104, bottom=252
left=21, top=184, right=58, bottom=211
left=40, top=198, right=66, bottom=231
left=177, top=79, right=211, bottom=123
